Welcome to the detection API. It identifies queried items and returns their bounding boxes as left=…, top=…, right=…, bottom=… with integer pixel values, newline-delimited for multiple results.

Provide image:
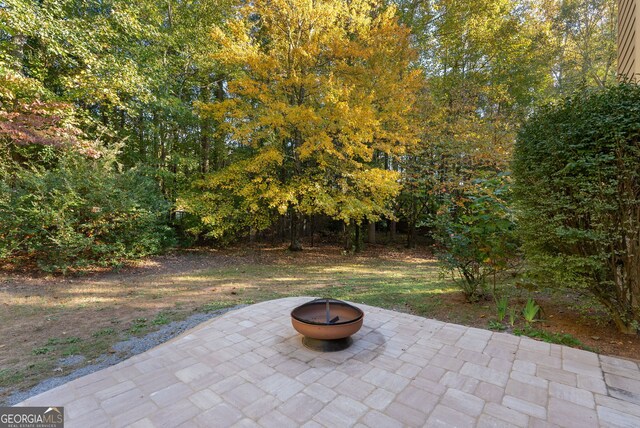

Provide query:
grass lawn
left=1, top=244, right=638, bottom=403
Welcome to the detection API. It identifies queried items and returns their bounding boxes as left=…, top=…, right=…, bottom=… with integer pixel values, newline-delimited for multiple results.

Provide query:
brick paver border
left=17, top=297, right=640, bottom=427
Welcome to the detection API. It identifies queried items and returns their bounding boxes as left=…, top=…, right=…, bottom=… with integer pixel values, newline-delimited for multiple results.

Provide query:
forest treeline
left=4, top=0, right=640, bottom=333
left=0, top=1, right=617, bottom=265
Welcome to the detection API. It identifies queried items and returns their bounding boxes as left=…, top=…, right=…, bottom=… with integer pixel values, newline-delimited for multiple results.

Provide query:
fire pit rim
left=290, top=298, right=364, bottom=326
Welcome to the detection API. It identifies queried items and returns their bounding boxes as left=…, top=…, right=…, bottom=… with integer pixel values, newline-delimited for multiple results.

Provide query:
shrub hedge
left=513, top=84, right=640, bottom=333
left=0, top=152, right=175, bottom=272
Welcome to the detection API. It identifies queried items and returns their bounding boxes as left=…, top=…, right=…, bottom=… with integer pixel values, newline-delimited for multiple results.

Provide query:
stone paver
left=16, top=297, right=640, bottom=427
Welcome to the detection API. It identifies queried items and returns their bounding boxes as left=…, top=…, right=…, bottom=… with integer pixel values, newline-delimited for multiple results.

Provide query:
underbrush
left=0, top=152, right=175, bottom=273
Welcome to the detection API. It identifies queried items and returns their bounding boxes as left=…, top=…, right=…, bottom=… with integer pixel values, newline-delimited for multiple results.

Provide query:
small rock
left=591, top=336, right=600, bottom=340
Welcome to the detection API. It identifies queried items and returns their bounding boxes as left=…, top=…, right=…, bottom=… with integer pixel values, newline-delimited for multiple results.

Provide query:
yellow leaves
left=249, top=147, right=284, bottom=172
left=327, top=167, right=401, bottom=222
left=298, top=132, right=336, bottom=163
left=283, top=104, right=320, bottom=131
left=210, top=20, right=254, bottom=65
left=352, top=169, right=401, bottom=198
left=191, top=0, right=421, bottom=226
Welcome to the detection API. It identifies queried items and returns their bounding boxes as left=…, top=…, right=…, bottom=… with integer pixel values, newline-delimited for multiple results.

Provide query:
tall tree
left=185, top=0, right=420, bottom=249
left=544, top=0, right=617, bottom=93
left=395, top=0, right=553, bottom=246
left=1, top=0, right=235, bottom=200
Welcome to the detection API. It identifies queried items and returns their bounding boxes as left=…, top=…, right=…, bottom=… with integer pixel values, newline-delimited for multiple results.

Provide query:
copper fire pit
left=291, top=298, right=364, bottom=352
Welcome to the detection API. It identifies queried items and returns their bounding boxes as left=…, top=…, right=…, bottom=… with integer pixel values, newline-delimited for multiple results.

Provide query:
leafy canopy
left=184, top=0, right=420, bottom=242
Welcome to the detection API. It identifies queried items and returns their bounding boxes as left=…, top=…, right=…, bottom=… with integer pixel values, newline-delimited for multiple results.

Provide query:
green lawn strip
left=193, top=259, right=462, bottom=320
left=513, top=326, right=596, bottom=352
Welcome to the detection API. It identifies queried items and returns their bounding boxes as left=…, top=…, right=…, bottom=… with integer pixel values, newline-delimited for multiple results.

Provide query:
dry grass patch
left=0, top=245, right=444, bottom=401
left=2, top=244, right=639, bottom=404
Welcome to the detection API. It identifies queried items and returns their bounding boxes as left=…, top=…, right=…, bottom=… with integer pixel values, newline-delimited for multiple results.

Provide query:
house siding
left=618, top=0, right=640, bottom=80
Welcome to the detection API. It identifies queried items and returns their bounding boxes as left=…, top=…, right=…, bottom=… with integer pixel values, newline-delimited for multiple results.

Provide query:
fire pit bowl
left=291, top=298, right=364, bottom=351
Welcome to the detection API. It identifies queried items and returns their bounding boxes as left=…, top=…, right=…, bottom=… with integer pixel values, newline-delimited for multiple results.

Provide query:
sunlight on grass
left=0, top=251, right=512, bottom=403
left=173, top=260, right=461, bottom=319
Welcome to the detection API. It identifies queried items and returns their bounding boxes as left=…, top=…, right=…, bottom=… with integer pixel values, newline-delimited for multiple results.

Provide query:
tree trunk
left=213, top=79, right=226, bottom=170
left=355, top=223, right=362, bottom=253
left=310, top=215, right=315, bottom=247
left=344, top=221, right=352, bottom=251
left=407, top=221, right=416, bottom=248
left=608, top=307, right=638, bottom=334
left=289, top=209, right=302, bottom=251
left=367, top=221, right=376, bottom=244
left=280, top=215, right=286, bottom=243
left=12, top=34, right=27, bottom=65
left=152, top=112, right=159, bottom=168
left=200, top=84, right=211, bottom=174
left=138, top=113, right=145, bottom=160
left=271, top=217, right=280, bottom=245
left=390, top=220, right=396, bottom=241
left=160, top=123, right=167, bottom=167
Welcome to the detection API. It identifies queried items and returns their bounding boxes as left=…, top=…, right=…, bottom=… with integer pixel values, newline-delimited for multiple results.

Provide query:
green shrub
left=496, top=296, right=509, bottom=322
left=0, top=151, right=175, bottom=272
left=433, top=175, right=519, bottom=300
left=513, top=83, right=640, bottom=333
left=522, top=298, right=541, bottom=324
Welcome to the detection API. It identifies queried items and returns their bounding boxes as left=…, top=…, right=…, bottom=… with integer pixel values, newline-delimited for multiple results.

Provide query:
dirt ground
left=1, top=244, right=639, bottom=403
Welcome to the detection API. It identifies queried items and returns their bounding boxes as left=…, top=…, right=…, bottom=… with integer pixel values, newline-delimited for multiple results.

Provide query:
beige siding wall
left=618, top=0, right=640, bottom=80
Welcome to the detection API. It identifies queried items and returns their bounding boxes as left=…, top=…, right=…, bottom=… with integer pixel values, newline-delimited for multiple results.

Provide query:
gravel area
left=3, top=305, right=245, bottom=406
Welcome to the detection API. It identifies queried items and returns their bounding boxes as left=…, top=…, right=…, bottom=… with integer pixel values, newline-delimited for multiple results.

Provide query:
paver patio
left=16, top=297, right=640, bottom=427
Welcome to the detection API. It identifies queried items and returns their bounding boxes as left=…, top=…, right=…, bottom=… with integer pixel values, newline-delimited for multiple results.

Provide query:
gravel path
left=3, top=305, right=245, bottom=406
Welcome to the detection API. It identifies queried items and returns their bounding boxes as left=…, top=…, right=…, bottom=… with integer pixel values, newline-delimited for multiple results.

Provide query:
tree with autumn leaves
left=182, top=0, right=420, bottom=250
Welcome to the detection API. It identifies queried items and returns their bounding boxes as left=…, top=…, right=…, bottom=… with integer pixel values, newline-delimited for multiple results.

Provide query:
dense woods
left=3, top=0, right=637, bottom=332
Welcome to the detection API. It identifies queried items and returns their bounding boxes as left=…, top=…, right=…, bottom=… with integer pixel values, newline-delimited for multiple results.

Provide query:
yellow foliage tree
left=188, top=0, right=420, bottom=249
